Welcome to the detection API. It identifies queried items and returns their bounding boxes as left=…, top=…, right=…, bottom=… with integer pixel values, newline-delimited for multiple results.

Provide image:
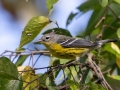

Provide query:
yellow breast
left=44, top=43, right=88, bottom=59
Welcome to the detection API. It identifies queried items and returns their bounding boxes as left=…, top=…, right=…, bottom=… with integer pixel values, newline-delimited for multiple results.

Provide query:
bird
left=35, top=33, right=119, bottom=59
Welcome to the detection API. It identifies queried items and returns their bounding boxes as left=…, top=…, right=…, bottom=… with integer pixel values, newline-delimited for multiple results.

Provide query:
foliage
left=0, top=0, right=120, bottom=90
left=17, top=16, right=50, bottom=51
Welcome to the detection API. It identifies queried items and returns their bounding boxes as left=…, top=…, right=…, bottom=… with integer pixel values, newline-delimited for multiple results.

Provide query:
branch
left=87, top=53, right=113, bottom=90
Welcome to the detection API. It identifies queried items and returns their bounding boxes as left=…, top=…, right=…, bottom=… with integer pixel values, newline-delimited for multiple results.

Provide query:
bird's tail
left=96, top=38, right=120, bottom=45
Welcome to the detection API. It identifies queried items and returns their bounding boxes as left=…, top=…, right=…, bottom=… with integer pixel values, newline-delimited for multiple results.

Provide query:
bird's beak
left=34, top=39, right=42, bottom=44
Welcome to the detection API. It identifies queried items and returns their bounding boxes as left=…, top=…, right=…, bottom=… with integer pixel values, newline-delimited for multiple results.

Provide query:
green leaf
left=87, top=82, right=105, bottom=90
left=109, top=2, right=120, bottom=16
left=102, top=20, right=120, bottom=39
left=67, top=80, right=78, bottom=90
left=66, top=12, right=78, bottom=26
left=78, top=0, right=102, bottom=12
left=117, top=28, right=120, bottom=38
left=46, top=0, right=58, bottom=11
left=0, top=57, right=18, bottom=80
left=81, top=9, right=104, bottom=36
left=114, top=0, right=120, bottom=4
left=104, top=43, right=120, bottom=58
left=0, top=75, right=22, bottom=90
left=106, top=75, right=120, bottom=90
left=4, top=75, right=23, bottom=90
left=38, top=73, right=47, bottom=87
left=17, top=16, right=50, bottom=51
left=70, top=84, right=78, bottom=90
left=81, top=68, right=93, bottom=84
left=47, top=86, right=58, bottom=90
left=48, top=75, right=56, bottom=86
left=49, top=57, right=59, bottom=66
left=69, top=66, right=78, bottom=81
left=15, top=55, right=29, bottom=66
left=60, top=59, right=71, bottom=64
left=43, top=28, right=72, bottom=36
left=77, top=0, right=119, bottom=38
left=99, top=0, right=108, bottom=7
left=52, top=59, right=60, bottom=66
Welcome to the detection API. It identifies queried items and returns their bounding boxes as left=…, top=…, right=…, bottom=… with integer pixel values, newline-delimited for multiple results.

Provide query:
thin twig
left=104, top=25, right=117, bottom=30
left=31, top=53, right=34, bottom=68
left=95, top=16, right=105, bottom=28
left=12, top=55, right=18, bottom=62
left=28, top=55, right=32, bottom=66
left=33, top=55, right=42, bottom=67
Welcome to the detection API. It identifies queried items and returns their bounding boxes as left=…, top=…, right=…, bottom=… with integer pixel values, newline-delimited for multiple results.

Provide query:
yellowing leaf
left=17, top=16, right=50, bottom=51
left=110, top=43, right=120, bottom=67
left=116, top=58, right=120, bottom=68
left=18, top=66, right=39, bottom=90
left=107, top=75, right=120, bottom=80
left=111, top=42, right=120, bottom=54
left=117, top=28, right=120, bottom=38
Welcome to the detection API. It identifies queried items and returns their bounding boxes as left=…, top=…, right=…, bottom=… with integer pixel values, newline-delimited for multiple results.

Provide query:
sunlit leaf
left=109, top=75, right=120, bottom=80
left=68, top=66, right=78, bottom=81
left=70, top=84, right=77, bottom=90
left=67, top=80, right=78, bottom=90
left=17, top=16, right=50, bottom=51
left=111, top=42, right=120, bottom=54
left=0, top=57, right=18, bottom=80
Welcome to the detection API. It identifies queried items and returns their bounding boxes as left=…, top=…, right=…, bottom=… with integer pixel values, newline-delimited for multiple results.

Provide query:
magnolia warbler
left=35, top=33, right=119, bottom=59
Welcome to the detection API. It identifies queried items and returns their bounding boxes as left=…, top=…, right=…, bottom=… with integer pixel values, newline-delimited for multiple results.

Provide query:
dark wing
left=57, top=37, right=97, bottom=48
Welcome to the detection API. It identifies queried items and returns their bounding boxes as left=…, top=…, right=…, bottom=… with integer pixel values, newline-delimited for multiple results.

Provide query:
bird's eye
left=45, top=36, right=50, bottom=40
